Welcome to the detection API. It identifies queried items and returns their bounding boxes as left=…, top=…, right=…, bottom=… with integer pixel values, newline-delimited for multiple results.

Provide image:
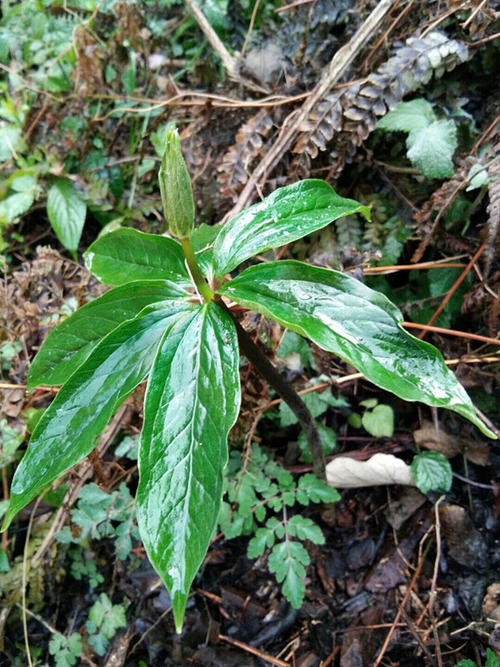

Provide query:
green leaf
left=268, top=541, right=310, bottom=608
left=486, top=649, right=500, bottom=667
left=3, top=303, right=191, bottom=530
left=0, top=191, right=35, bottom=223
left=137, top=302, right=241, bottom=633
left=47, top=179, right=87, bottom=252
left=298, top=422, right=337, bottom=463
left=406, top=120, right=457, bottom=179
left=377, top=99, right=436, bottom=132
left=87, top=593, right=127, bottom=655
left=212, top=180, right=370, bottom=277
left=362, top=404, right=394, bottom=437
left=220, top=261, right=494, bottom=438
left=29, top=280, right=190, bottom=388
left=84, top=228, right=190, bottom=287
left=247, top=517, right=282, bottom=558
left=296, top=474, right=340, bottom=505
left=411, top=452, right=452, bottom=494
left=466, top=163, right=490, bottom=192
left=49, top=633, right=82, bottom=667
left=279, top=388, right=348, bottom=427
left=287, top=515, right=325, bottom=544
left=0, top=125, right=22, bottom=162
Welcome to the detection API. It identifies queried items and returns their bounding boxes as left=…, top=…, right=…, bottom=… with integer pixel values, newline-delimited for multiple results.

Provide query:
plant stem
left=181, top=238, right=214, bottom=302
left=222, top=304, right=326, bottom=480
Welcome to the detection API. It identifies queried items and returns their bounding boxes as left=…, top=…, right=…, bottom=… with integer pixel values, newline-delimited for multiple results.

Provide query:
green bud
left=159, top=127, right=195, bottom=239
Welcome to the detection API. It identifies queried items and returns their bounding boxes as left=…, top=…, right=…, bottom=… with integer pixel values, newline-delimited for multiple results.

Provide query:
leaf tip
left=172, top=593, right=188, bottom=634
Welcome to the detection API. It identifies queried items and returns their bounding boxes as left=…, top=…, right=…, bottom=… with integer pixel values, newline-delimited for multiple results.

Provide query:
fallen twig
left=218, top=634, right=290, bottom=667
left=225, top=0, right=395, bottom=218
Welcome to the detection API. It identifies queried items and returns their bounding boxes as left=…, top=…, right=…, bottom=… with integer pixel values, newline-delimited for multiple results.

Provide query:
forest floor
left=0, top=1, right=499, bottom=665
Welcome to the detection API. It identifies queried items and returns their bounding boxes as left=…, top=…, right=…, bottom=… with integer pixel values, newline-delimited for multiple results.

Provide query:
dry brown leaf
left=326, top=453, right=414, bottom=488
left=439, top=505, right=489, bottom=569
left=413, top=421, right=461, bottom=458
left=414, top=420, right=491, bottom=466
left=483, top=583, right=500, bottom=622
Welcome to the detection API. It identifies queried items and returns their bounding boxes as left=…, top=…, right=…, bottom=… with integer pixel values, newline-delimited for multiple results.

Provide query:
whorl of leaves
left=292, top=31, right=470, bottom=176
left=218, top=110, right=274, bottom=202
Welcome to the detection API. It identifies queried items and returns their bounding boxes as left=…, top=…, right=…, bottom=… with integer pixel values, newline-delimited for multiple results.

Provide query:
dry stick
left=358, top=0, right=414, bottom=73
left=374, top=524, right=434, bottom=667
left=184, top=0, right=238, bottom=79
left=262, top=356, right=500, bottom=411
left=419, top=243, right=487, bottom=340
left=226, top=0, right=395, bottom=218
left=403, top=322, right=500, bottom=347
left=412, top=120, right=499, bottom=262
left=218, top=634, right=290, bottom=667
left=230, top=313, right=326, bottom=479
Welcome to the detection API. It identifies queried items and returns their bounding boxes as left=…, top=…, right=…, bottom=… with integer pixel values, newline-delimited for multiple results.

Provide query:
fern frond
left=218, top=110, right=274, bottom=202
left=292, top=31, right=470, bottom=175
left=485, top=141, right=500, bottom=276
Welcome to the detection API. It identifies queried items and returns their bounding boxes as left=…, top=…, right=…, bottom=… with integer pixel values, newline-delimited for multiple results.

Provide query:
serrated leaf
left=268, top=541, right=310, bottom=608
left=29, top=280, right=190, bottom=388
left=297, top=473, right=341, bottom=505
left=287, top=516, right=325, bottom=544
left=248, top=520, right=278, bottom=558
left=406, top=120, right=457, bottom=179
left=49, top=633, right=82, bottom=667
left=47, top=179, right=87, bottom=251
left=84, top=228, right=190, bottom=287
left=220, top=261, right=494, bottom=438
left=212, top=180, right=370, bottom=278
left=3, top=303, right=191, bottom=530
left=362, top=404, right=394, bottom=437
left=88, top=594, right=127, bottom=638
left=411, top=452, right=452, bottom=494
left=137, top=303, right=241, bottom=633
left=377, top=99, right=436, bottom=132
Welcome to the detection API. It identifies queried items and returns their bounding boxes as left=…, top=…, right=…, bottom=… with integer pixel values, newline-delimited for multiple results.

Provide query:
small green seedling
left=3, top=128, right=495, bottom=631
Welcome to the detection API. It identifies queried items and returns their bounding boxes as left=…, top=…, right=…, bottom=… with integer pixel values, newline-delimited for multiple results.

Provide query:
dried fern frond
left=411, top=157, right=470, bottom=262
left=217, top=109, right=274, bottom=202
left=292, top=31, right=470, bottom=175
left=485, top=141, right=500, bottom=277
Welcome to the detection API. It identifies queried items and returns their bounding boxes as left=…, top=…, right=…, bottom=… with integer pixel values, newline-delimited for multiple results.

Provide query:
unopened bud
left=159, top=128, right=195, bottom=239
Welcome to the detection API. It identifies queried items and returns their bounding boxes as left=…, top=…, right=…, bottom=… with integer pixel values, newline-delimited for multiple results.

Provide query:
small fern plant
left=220, top=444, right=339, bottom=608
left=3, top=128, right=494, bottom=632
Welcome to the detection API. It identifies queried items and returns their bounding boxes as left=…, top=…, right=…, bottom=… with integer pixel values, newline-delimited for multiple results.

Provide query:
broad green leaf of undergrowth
left=377, top=99, right=436, bottom=132
left=137, top=302, right=240, bottom=633
left=47, top=179, right=87, bottom=252
left=362, top=403, right=394, bottom=438
left=406, top=120, right=457, bottom=179
left=29, top=280, right=191, bottom=388
left=84, top=228, right=190, bottom=286
left=212, top=180, right=370, bottom=278
left=411, top=452, right=452, bottom=494
left=3, top=302, right=192, bottom=530
left=219, top=261, right=495, bottom=438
